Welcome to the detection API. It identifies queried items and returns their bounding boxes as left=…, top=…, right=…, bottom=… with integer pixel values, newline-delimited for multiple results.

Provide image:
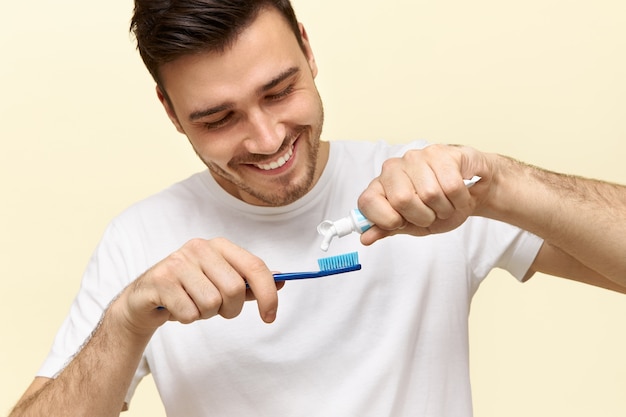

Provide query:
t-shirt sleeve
left=463, top=216, right=544, bottom=286
left=494, top=227, right=544, bottom=281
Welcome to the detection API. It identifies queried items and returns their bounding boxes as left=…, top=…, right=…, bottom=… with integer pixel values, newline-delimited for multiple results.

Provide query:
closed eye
left=204, top=112, right=235, bottom=130
left=266, top=84, right=295, bottom=101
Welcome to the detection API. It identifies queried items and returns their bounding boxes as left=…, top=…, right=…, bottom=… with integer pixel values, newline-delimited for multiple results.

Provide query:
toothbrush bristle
left=318, top=251, right=360, bottom=271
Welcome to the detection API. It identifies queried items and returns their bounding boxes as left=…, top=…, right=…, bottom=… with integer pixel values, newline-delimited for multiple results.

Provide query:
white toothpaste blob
left=317, top=209, right=374, bottom=251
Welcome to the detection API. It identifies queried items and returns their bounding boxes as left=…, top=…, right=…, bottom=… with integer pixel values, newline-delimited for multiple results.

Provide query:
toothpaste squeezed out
left=317, top=209, right=373, bottom=251
left=317, top=176, right=481, bottom=251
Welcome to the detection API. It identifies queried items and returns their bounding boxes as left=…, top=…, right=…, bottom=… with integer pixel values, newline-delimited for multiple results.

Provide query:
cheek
left=272, top=86, right=321, bottom=124
left=188, top=134, right=235, bottom=167
left=291, top=91, right=321, bottom=121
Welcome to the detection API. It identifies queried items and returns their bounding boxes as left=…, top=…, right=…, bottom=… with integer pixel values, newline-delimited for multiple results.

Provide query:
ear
left=156, top=86, right=185, bottom=134
left=298, top=23, right=318, bottom=78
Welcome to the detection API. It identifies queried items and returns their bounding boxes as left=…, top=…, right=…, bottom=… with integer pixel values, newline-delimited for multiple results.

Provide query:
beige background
left=1, top=0, right=625, bottom=415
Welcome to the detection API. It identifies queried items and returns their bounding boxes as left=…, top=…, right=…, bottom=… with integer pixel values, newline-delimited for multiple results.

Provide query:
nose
left=243, top=108, right=286, bottom=155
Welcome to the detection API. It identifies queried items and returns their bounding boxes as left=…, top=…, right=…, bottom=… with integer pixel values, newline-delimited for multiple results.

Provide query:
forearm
left=480, top=154, right=626, bottom=282
left=11, top=237, right=279, bottom=416
left=10, top=302, right=154, bottom=417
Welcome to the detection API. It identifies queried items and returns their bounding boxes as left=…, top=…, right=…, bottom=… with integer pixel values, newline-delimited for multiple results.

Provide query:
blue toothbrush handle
left=273, top=271, right=327, bottom=280
left=273, top=264, right=361, bottom=281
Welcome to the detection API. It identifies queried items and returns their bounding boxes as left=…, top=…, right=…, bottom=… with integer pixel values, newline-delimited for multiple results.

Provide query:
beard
left=198, top=104, right=325, bottom=207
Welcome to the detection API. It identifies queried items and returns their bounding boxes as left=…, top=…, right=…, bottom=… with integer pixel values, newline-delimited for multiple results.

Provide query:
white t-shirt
left=38, top=140, right=543, bottom=416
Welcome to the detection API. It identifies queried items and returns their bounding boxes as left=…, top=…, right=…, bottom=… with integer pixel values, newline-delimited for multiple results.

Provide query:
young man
left=11, top=1, right=626, bottom=416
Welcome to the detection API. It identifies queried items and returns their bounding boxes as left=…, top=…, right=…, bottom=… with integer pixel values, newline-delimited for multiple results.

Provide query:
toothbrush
left=272, top=251, right=361, bottom=281
left=156, top=252, right=362, bottom=309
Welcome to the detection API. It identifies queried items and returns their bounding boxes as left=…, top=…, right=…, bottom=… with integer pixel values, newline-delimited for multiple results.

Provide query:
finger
left=150, top=239, right=247, bottom=322
left=148, top=248, right=223, bottom=323
left=216, top=239, right=279, bottom=323
left=377, top=158, right=437, bottom=228
left=358, top=175, right=410, bottom=231
left=359, top=221, right=431, bottom=246
left=194, top=245, right=247, bottom=320
left=436, top=173, right=475, bottom=214
left=426, top=147, right=477, bottom=211
left=245, top=280, right=285, bottom=301
left=161, top=290, right=210, bottom=324
left=124, top=268, right=200, bottom=330
left=412, top=171, right=472, bottom=221
left=151, top=271, right=212, bottom=324
left=403, top=170, right=455, bottom=224
left=398, top=148, right=473, bottom=222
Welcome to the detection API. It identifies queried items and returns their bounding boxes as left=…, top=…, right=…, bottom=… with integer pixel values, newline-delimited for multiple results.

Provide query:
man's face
left=158, top=8, right=327, bottom=207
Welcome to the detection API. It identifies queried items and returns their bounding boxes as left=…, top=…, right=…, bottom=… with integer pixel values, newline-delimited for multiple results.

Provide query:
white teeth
left=256, top=147, right=293, bottom=171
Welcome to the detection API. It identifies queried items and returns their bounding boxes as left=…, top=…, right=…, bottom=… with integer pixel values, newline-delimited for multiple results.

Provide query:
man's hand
left=116, top=237, right=282, bottom=337
left=357, top=143, right=626, bottom=290
left=357, top=144, right=491, bottom=245
left=9, top=237, right=282, bottom=417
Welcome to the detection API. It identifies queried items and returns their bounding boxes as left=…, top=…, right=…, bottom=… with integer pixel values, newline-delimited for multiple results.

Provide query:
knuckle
left=386, top=216, right=407, bottom=230
left=203, top=291, right=223, bottom=310
left=174, top=304, right=201, bottom=324
left=219, top=303, right=244, bottom=320
left=183, top=237, right=208, bottom=252
left=221, top=279, right=247, bottom=299
left=423, top=143, right=445, bottom=156
left=164, top=251, right=187, bottom=271
left=144, top=258, right=179, bottom=288
left=404, top=206, right=437, bottom=228
left=357, top=190, right=376, bottom=208
left=387, top=190, right=415, bottom=212
left=246, top=256, right=270, bottom=277
left=418, top=185, right=441, bottom=206
left=381, top=157, right=401, bottom=172
left=209, top=236, right=230, bottom=248
left=195, top=293, right=222, bottom=321
left=401, top=148, right=422, bottom=162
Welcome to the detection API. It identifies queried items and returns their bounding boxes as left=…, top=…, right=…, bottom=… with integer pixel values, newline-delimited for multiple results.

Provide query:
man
left=10, top=1, right=626, bottom=416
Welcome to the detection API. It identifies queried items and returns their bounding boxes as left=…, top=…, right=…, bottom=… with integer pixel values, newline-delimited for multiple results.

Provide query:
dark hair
left=130, top=0, right=305, bottom=84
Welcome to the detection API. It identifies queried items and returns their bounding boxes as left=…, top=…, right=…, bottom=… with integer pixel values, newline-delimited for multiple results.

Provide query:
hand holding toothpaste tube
left=318, top=176, right=480, bottom=251
left=355, top=144, right=490, bottom=246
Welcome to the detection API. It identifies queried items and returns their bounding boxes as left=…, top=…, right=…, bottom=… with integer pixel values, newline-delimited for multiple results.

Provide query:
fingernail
left=264, top=309, right=277, bottom=323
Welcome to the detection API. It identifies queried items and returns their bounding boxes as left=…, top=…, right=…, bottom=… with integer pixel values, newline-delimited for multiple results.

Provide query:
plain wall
left=1, top=0, right=624, bottom=415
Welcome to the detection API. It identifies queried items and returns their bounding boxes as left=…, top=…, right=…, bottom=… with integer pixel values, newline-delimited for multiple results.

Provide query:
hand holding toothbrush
left=115, top=238, right=283, bottom=334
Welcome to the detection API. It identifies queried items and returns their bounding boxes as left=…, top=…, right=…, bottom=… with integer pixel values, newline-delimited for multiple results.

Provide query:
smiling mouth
left=254, top=146, right=294, bottom=171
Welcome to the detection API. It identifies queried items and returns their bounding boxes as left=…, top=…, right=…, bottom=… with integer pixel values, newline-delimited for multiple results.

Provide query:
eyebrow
left=189, top=103, right=233, bottom=122
left=259, top=66, right=300, bottom=93
left=188, top=66, right=301, bottom=122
